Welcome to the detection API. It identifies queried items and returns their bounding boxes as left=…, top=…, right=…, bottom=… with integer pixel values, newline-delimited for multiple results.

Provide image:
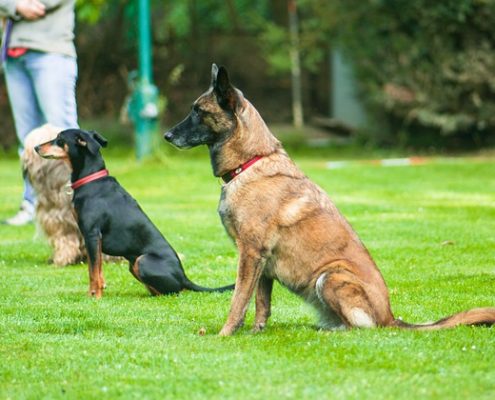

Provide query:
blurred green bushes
left=2, top=1, right=494, bottom=149
left=72, top=0, right=495, bottom=146
left=306, top=0, right=495, bottom=145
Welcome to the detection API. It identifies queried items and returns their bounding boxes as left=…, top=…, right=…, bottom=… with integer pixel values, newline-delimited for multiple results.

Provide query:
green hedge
left=306, top=0, right=495, bottom=143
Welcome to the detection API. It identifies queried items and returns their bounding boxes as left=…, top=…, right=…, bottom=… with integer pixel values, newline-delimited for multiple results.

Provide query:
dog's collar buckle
left=71, top=169, right=109, bottom=190
left=222, top=156, right=263, bottom=183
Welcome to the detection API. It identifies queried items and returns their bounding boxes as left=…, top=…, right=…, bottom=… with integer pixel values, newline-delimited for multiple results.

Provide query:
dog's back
left=73, top=176, right=173, bottom=262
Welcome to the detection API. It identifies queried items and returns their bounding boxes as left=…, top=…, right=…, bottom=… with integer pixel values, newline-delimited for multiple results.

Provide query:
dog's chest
left=218, top=187, right=237, bottom=239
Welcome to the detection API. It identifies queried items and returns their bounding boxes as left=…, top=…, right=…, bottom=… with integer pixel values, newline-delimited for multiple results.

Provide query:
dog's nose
left=34, top=145, right=40, bottom=154
left=164, top=131, right=173, bottom=142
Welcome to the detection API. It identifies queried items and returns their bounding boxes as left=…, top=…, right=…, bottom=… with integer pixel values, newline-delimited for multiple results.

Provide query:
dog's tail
left=184, top=280, right=235, bottom=293
left=389, top=307, right=495, bottom=330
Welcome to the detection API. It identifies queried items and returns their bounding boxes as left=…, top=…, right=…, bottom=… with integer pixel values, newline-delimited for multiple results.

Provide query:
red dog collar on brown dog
left=221, top=156, right=263, bottom=184
left=71, top=169, right=109, bottom=190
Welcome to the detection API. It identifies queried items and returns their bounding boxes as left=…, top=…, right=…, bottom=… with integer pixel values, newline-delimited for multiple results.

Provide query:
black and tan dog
left=164, top=64, right=495, bottom=336
left=36, top=128, right=234, bottom=298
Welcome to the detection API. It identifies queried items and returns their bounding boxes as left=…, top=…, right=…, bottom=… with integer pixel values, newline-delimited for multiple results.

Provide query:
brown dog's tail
left=390, top=307, right=495, bottom=330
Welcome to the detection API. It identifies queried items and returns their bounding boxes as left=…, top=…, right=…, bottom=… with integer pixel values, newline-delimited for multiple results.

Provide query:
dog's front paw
left=88, top=288, right=103, bottom=299
left=252, top=322, right=266, bottom=333
left=218, top=326, right=234, bottom=337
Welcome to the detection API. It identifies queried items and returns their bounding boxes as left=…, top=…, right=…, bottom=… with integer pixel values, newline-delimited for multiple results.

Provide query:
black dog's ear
left=211, top=65, right=239, bottom=111
left=89, top=131, right=108, bottom=148
left=76, top=130, right=106, bottom=155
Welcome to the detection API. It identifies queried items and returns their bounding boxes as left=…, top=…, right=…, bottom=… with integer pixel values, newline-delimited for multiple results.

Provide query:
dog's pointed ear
left=89, top=131, right=108, bottom=148
left=212, top=65, right=239, bottom=112
left=210, top=63, right=219, bottom=86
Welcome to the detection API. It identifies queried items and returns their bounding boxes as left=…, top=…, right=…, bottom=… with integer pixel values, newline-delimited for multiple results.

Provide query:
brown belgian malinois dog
left=164, top=64, right=495, bottom=336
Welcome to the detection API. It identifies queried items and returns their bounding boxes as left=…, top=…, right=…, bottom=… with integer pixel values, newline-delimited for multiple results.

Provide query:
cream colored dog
left=22, top=124, right=85, bottom=266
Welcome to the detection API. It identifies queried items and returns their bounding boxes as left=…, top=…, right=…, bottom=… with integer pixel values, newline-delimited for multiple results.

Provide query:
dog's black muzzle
left=163, top=129, right=190, bottom=149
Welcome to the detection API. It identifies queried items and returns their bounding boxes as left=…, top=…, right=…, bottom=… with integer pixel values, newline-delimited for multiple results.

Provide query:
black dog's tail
left=184, top=280, right=235, bottom=293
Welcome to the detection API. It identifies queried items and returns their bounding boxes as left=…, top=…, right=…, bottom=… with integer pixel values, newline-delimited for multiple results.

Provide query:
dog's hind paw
left=252, top=323, right=266, bottom=333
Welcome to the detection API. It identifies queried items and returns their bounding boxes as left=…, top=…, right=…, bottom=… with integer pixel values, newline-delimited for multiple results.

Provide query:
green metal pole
left=138, top=0, right=152, bottom=84
left=132, top=0, right=159, bottom=160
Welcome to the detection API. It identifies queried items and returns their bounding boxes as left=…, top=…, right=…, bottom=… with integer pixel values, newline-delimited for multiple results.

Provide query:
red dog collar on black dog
left=221, top=156, right=263, bottom=183
left=71, top=169, right=109, bottom=190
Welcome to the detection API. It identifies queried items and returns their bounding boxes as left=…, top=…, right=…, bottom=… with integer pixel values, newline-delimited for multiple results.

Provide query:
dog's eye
left=192, top=104, right=208, bottom=116
left=56, top=138, right=65, bottom=146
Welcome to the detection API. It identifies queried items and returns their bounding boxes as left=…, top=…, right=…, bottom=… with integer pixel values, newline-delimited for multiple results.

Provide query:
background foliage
left=1, top=0, right=495, bottom=148
left=301, top=0, right=495, bottom=144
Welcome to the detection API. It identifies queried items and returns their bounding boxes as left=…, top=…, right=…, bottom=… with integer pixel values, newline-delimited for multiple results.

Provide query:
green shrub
left=302, top=0, right=495, bottom=144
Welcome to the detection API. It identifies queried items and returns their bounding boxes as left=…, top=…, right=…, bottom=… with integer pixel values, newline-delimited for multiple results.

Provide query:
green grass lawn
left=0, top=143, right=494, bottom=399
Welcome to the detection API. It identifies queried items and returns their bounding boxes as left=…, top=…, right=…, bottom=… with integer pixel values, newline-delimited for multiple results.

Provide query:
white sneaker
left=3, top=200, right=35, bottom=226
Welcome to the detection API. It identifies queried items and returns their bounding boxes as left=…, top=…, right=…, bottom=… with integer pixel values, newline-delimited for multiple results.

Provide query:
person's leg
left=27, top=52, right=79, bottom=128
left=3, top=56, right=44, bottom=224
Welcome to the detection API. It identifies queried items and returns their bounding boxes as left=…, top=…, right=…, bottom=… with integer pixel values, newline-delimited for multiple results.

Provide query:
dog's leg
left=219, top=250, right=264, bottom=336
left=52, top=233, right=85, bottom=266
left=130, top=256, right=160, bottom=295
left=253, top=274, right=273, bottom=333
left=129, top=260, right=142, bottom=281
left=316, top=267, right=377, bottom=329
left=84, top=232, right=105, bottom=298
left=99, top=258, right=106, bottom=291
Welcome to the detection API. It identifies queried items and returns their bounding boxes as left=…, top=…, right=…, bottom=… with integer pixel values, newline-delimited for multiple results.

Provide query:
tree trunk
left=288, top=0, right=303, bottom=128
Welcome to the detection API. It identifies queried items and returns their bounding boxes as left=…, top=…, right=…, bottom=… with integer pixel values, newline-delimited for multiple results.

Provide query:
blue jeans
left=4, top=51, right=78, bottom=205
